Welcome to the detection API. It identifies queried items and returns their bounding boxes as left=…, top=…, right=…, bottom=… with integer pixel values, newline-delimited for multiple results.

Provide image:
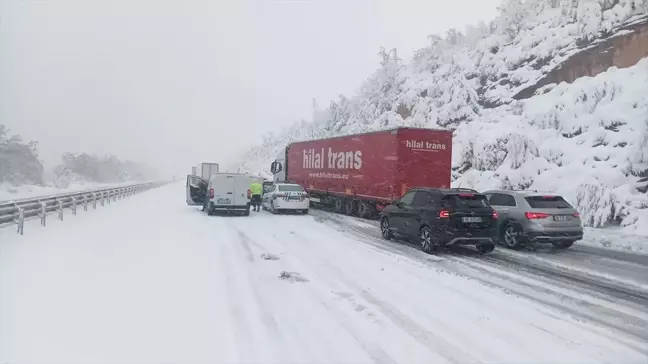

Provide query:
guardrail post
left=92, top=193, right=97, bottom=209
left=14, top=204, right=24, bottom=235
left=83, top=195, right=88, bottom=211
left=57, top=200, right=64, bottom=221
left=101, top=192, right=105, bottom=206
left=113, top=191, right=118, bottom=202
left=39, top=201, right=47, bottom=226
left=71, top=197, right=77, bottom=216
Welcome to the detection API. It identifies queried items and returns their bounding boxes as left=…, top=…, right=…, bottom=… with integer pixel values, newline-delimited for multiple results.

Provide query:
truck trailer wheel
left=357, top=201, right=372, bottom=219
left=333, top=198, right=344, bottom=213
left=344, top=199, right=356, bottom=216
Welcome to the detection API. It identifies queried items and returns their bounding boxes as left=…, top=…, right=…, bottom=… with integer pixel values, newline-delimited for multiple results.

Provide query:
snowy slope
left=233, top=1, right=648, bottom=235
left=1, top=182, right=647, bottom=363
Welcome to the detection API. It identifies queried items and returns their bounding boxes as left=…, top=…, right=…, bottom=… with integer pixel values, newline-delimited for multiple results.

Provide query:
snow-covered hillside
left=233, top=0, right=648, bottom=235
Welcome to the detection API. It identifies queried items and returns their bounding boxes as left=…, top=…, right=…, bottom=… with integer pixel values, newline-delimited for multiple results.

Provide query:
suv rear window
left=442, top=194, right=489, bottom=209
left=525, top=196, right=572, bottom=209
left=278, top=185, right=304, bottom=192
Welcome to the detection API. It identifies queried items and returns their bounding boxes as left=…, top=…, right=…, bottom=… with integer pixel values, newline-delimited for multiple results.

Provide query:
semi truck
left=193, top=163, right=220, bottom=180
left=270, top=127, right=453, bottom=218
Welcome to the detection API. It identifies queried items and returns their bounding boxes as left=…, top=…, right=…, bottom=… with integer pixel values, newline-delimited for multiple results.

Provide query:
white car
left=262, top=183, right=310, bottom=214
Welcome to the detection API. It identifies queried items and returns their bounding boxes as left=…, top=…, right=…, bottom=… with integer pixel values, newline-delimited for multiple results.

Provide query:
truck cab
left=270, top=148, right=288, bottom=183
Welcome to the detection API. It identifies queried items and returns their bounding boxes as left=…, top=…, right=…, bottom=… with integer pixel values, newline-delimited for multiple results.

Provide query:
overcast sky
left=0, top=0, right=500, bottom=177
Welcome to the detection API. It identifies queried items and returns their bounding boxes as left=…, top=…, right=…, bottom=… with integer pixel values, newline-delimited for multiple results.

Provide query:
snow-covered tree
left=0, top=125, right=44, bottom=185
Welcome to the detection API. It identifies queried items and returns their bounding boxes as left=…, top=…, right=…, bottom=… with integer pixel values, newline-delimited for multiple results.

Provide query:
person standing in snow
left=249, top=180, right=263, bottom=211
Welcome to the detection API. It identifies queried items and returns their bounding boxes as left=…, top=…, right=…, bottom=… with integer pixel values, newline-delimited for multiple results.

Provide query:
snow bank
left=581, top=227, right=648, bottom=255
left=0, top=181, right=146, bottom=203
left=453, top=58, right=648, bottom=236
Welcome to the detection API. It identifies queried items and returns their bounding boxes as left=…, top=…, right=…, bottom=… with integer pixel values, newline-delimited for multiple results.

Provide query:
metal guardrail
left=0, top=181, right=167, bottom=235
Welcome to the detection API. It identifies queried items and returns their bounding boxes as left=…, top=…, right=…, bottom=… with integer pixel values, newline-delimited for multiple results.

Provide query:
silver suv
left=482, top=190, right=584, bottom=249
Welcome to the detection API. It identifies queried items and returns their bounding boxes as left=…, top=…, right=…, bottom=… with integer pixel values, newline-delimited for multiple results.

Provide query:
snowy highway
left=1, top=182, right=647, bottom=364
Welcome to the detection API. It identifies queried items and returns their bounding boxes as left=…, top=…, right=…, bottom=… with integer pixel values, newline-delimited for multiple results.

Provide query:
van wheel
left=206, top=206, right=215, bottom=216
left=344, top=199, right=356, bottom=216
left=243, top=208, right=250, bottom=216
left=302, top=209, right=309, bottom=214
left=380, top=217, right=393, bottom=240
left=502, top=223, right=525, bottom=250
left=420, top=226, right=438, bottom=254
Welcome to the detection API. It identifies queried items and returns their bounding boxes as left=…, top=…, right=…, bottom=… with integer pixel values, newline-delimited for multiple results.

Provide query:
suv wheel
left=380, top=217, right=393, bottom=240
left=419, top=226, right=437, bottom=254
left=552, top=240, right=574, bottom=249
left=477, top=243, right=495, bottom=254
left=502, top=223, right=525, bottom=250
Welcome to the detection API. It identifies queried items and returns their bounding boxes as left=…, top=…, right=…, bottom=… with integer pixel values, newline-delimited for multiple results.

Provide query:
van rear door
left=232, top=176, right=253, bottom=207
left=186, top=175, right=207, bottom=206
left=211, top=175, right=237, bottom=205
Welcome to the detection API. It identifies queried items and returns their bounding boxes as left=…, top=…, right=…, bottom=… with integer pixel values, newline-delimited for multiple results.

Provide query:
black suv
left=380, top=188, right=498, bottom=254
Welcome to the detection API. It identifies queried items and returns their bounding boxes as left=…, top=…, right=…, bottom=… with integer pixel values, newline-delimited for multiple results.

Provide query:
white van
left=205, top=173, right=260, bottom=216
left=186, top=173, right=265, bottom=216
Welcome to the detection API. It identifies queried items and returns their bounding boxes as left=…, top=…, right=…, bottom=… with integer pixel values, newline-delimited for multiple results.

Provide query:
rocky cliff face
left=515, top=15, right=648, bottom=99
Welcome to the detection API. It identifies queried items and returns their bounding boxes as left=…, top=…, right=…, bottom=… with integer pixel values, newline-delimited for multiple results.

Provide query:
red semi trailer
left=270, top=127, right=453, bottom=217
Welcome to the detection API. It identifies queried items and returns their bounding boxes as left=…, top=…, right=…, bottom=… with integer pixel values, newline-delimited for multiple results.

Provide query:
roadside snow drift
left=452, top=58, right=648, bottom=236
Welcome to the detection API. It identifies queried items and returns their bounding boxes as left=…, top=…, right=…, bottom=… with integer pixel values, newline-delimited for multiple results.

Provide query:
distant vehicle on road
left=270, top=127, right=453, bottom=218
left=482, top=190, right=583, bottom=249
left=262, top=183, right=310, bottom=214
left=193, top=163, right=220, bottom=180
left=380, top=188, right=497, bottom=254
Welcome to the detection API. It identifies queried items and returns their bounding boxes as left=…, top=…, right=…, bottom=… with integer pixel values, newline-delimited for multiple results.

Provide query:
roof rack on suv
left=449, top=188, right=479, bottom=192
left=497, top=189, right=556, bottom=194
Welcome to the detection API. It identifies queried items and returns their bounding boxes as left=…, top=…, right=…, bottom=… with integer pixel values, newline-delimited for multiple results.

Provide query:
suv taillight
left=209, top=188, right=214, bottom=199
left=573, top=212, right=581, bottom=218
left=439, top=210, right=450, bottom=218
left=247, top=189, right=251, bottom=199
left=492, top=210, right=499, bottom=220
left=525, top=211, right=549, bottom=219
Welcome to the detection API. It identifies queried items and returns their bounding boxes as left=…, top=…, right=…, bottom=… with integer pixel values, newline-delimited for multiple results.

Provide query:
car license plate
left=554, top=215, right=572, bottom=221
left=217, top=198, right=231, bottom=204
left=462, top=217, right=482, bottom=223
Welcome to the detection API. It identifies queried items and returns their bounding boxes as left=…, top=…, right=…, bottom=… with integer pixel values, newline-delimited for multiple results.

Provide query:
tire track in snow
left=236, top=223, right=399, bottom=364
left=280, top=228, right=626, bottom=363
left=275, top=227, right=529, bottom=363
left=218, top=221, right=289, bottom=363
left=309, top=210, right=648, bottom=356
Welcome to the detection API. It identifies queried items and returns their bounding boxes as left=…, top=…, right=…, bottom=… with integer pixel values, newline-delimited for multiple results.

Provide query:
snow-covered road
left=1, top=182, right=647, bottom=364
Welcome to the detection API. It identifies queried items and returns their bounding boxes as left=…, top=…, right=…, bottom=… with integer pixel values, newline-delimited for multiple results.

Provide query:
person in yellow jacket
left=249, top=180, right=263, bottom=211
